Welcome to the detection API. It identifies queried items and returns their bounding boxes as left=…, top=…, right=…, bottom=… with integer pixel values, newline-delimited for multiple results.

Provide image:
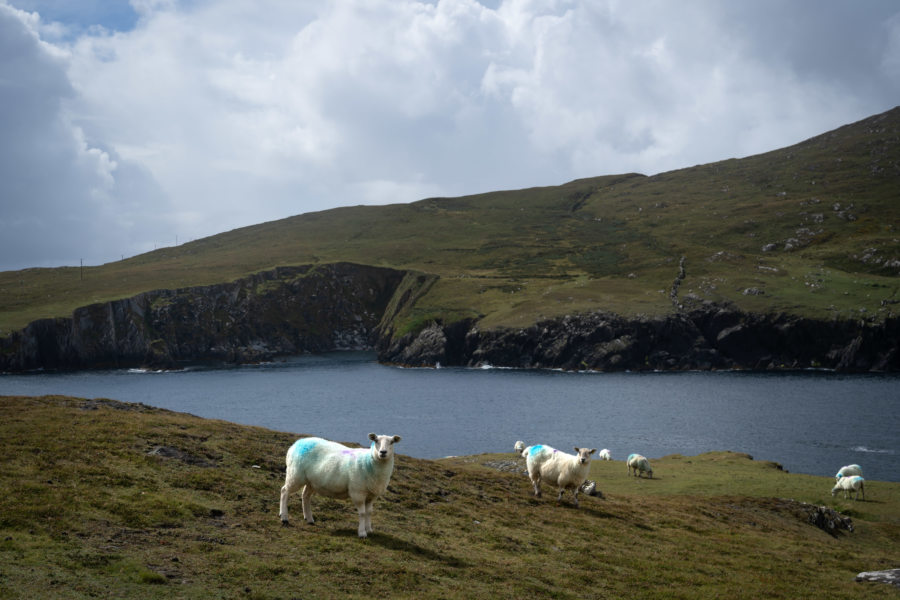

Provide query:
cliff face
left=0, top=263, right=406, bottom=371
left=2, top=263, right=897, bottom=372
left=378, top=306, right=900, bottom=372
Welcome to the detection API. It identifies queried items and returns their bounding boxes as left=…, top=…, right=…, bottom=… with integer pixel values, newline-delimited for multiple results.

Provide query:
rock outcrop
left=380, top=305, right=900, bottom=372
left=856, top=569, right=900, bottom=588
left=2, top=264, right=898, bottom=373
left=0, top=263, right=405, bottom=371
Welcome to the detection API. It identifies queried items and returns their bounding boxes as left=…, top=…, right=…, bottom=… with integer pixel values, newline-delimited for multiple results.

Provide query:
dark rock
left=2, top=263, right=899, bottom=374
left=383, top=304, right=900, bottom=373
left=147, top=446, right=216, bottom=468
left=0, top=263, right=405, bottom=372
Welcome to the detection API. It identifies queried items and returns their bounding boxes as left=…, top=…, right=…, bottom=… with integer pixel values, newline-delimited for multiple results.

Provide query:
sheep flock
left=279, top=433, right=868, bottom=538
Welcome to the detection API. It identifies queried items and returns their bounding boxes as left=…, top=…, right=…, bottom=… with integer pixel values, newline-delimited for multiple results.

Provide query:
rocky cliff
left=2, top=263, right=897, bottom=372
left=378, top=305, right=900, bottom=372
left=0, top=263, right=406, bottom=371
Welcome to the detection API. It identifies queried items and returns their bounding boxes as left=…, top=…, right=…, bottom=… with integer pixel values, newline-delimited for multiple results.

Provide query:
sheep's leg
left=556, top=488, right=564, bottom=503
left=279, top=477, right=301, bottom=524
left=572, top=488, right=580, bottom=508
left=531, top=475, right=542, bottom=497
left=860, top=484, right=865, bottom=501
left=301, top=485, right=315, bottom=524
left=351, top=493, right=369, bottom=538
left=364, top=499, right=375, bottom=534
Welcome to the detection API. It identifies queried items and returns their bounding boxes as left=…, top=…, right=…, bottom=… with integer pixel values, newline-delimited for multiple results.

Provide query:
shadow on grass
left=526, top=495, right=657, bottom=530
left=333, top=530, right=468, bottom=567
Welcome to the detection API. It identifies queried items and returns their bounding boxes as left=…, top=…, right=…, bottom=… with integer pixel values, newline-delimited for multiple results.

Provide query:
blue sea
left=1, top=352, right=897, bottom=481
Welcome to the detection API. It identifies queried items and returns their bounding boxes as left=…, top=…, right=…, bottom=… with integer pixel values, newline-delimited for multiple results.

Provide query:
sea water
left=1, top=352, right=897, bottom=481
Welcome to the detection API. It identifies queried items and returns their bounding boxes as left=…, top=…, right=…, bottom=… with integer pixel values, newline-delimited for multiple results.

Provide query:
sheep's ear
left=368, top=433, right=378, bottom=442
left=589, top=448, right=597, bottom=454
left=392, top=435, right=402, bottom=444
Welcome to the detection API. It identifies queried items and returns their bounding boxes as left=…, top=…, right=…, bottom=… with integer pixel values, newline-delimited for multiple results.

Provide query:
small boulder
left=856, top=569, right=900, bottom=588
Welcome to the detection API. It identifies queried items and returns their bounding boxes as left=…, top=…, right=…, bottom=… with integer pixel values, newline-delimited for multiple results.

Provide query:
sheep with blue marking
left=835, top=464, right=862, bottom=481
left=831, top=475, right=865, bottom=501
left=627, top=453, right=653, bottom=478
left=523, top=444, right=596, bottom=507
left=279, top=433, right=401, bottom=538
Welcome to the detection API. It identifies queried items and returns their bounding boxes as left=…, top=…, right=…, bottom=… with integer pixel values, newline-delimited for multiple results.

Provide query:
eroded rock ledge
left=378, top=307, right=899, bottom=372
left=0, top=263, right=406, bottom=371
left=2, top=264, right=898, bottom=373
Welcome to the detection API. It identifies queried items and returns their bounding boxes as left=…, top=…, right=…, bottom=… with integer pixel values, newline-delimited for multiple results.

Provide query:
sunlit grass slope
left=1, top=107, right=898, bottom=336
left=1, top=395, right=898, bottom=599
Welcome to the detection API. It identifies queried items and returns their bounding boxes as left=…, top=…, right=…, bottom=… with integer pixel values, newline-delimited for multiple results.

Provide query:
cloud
left=0, top=4, right=174, bottom=270
left=2, top=0, right=899, bottom=271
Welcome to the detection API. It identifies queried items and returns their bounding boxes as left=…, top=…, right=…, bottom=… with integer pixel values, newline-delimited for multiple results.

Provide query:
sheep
left=279, top=433, right=401, bottom=538
left=835, top=464, right=863, bottom=481
left=514, top=440, right=526, bottom=454
left=524, top=444, right=596, bottom=507
left=627, top=453, right=653, bottom=478
left=597, top=448, right=612, bottom=461
left=831, top=475, right=865, bottom=501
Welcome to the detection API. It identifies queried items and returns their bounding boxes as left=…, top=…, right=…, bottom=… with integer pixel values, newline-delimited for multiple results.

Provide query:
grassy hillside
left=1, top=107, right=898, bottom=336
left=1, top=395, right=898, bottom=599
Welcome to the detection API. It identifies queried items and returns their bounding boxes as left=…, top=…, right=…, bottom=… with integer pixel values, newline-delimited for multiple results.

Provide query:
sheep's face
left=831, top=486, right=840, bottom=497
left=368, top=433, right=402, bottom=461
left=574, top=447, right=597, bottom=465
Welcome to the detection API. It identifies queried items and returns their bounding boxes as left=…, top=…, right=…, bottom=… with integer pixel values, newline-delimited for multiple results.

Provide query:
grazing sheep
left=627, top=453, right=653, bottom=478
left=279, top=433, right=401, bottom=538
left=525, top=444, right=596, bottom=507
left=831, top=475, right=865, bottom=501
left=597, top=448, right=612, bottom=461
left=835, top=464, right=863, bottom=481
left=514, top=440, right=526, bottom=454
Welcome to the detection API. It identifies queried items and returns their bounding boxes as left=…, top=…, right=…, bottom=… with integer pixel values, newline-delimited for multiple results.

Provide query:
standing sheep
left=831, top=475, right=865, bottom=501
left=597, top=448, right=612, bottom=461
left=279, top=433, right=401, bottom=538
left=835, top=464, right=863, bottom=481
left=524, top=444, right=596, bottom=507
left=514, top=440, right=526, bottom=454
left=627, top=453, right=653, bottom=478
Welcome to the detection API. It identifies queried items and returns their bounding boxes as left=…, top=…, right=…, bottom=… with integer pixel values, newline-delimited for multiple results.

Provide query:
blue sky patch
left=11, top=0, right=139, bottom=37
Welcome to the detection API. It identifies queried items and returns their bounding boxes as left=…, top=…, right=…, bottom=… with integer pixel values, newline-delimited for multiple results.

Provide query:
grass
left=1, top=108, right=899, bottom=338
left=1, top=395, right=898, bottom=599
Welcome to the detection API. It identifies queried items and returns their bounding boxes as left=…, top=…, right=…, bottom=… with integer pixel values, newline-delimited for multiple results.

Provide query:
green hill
left=1, top=107, right=898, bottom=338
left=2, top=395, right=898, bottom=598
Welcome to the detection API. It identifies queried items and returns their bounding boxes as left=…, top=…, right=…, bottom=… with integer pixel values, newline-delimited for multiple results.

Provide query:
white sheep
left=279, top=433, right=401, bottom=538
left=835, top=464, right=862, bottom=481
left=597, top=448, right=612, bottom=461
left=831, top=475, right=865, bottom=501
left=627, top=453, right=653, bottom=478
left=524, top=444, right=596, bottom=507
left=514, top=440, right=526, bottom=454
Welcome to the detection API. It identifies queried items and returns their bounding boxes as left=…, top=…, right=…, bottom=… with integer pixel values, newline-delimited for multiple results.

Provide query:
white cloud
left=0, top=3, right=173, bottom=270
left=2, top=0, right=899, bottom=271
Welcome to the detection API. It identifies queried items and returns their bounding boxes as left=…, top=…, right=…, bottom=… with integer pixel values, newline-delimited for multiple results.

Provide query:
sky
left=1, top=0, right=899, bottom=272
